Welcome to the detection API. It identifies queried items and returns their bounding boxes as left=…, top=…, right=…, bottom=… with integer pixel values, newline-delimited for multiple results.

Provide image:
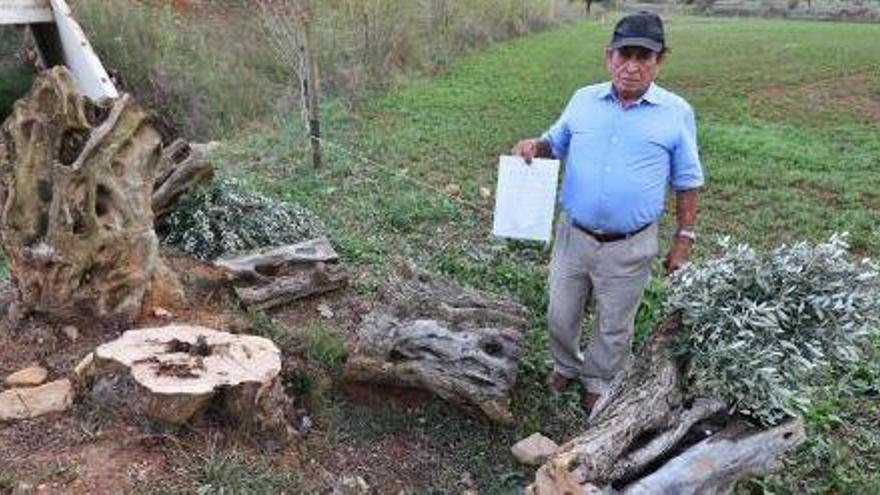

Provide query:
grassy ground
left=1, top=12, right=878, bottom=494
left=213, top=15, right=880, bottom=493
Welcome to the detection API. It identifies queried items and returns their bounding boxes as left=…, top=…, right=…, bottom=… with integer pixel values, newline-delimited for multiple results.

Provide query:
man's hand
left=664, top=236, right=692, bottom=275
left=512, top=138, right=549, bottom=164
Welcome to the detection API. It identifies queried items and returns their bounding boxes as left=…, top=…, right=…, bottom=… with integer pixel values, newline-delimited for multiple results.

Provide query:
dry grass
left=73, top=0, right=583, bottom=140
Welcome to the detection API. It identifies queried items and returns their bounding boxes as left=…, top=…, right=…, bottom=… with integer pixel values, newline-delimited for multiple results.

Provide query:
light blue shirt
left=542, top=82, right=704, bottom=234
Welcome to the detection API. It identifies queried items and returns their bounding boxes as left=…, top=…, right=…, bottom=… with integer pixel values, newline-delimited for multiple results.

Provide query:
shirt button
left=605, top=167, right=610, bottom=172
left=611, top=136, right=618, bottom=143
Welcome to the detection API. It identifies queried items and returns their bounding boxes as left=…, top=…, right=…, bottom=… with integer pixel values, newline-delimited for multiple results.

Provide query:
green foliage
left=0, top=470, right=15, bottom=492
left=0, top=29, right=33, bottom=122
left=190, top=447, right=300, bottom=494
left=157, top=177, right=325, bottom=261
left=299, top=323, right=348, bottom=372
left=668, top=234, right=880, bottom=426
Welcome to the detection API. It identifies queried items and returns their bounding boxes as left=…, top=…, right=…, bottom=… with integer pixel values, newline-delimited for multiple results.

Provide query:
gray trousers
left=547, top=214, right=658, bottom=394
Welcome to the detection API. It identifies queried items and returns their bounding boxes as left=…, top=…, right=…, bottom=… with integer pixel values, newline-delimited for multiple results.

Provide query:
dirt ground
left=0, top=253, right=453, bottom=494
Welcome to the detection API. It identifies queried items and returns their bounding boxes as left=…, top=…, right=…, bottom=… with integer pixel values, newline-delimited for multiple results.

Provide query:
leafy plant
left=667, top=234, right=880, bottom=426
left=157, top=176, right=325, bottom=261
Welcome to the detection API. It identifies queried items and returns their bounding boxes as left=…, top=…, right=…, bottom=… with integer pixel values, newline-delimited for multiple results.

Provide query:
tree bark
left=527, top=316, right=807, bottom=494
left=152, top=138, right=214, bottom=220
left=0, top=67, right=162, bottom=322
left=215, top=238, right=348, bottom=310
left=345, top=260, right=529, bottom=424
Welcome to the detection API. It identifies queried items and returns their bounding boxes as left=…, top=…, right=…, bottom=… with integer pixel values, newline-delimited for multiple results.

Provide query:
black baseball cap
left=610, top=11, right=666, bottom=52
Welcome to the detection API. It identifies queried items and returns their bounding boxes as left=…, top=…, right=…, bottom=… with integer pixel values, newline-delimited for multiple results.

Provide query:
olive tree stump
left=77, top=325, right=290, bottom=431
left=527, top=318, right=806, bottom=494
left=0, top=67, right=162, bottom=321
left=344, top=260, right=529, bottom=424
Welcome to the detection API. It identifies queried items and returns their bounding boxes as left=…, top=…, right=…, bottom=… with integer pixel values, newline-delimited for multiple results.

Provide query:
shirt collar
left=599, top=82, right=663, bottom=106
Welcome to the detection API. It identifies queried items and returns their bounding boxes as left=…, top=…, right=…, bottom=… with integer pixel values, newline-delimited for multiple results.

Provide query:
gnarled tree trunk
left=345, top=260, right=529, bottom=424
left=0, top=67, right=162, bottom=322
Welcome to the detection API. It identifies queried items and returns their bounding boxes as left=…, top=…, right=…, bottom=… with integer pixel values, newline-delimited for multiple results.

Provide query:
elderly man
left=513, top=11, right=704, bottom=414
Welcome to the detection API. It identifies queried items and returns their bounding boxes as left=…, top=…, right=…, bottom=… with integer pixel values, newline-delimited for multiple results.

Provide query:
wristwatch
left=676, top=228, right=697, bottom=241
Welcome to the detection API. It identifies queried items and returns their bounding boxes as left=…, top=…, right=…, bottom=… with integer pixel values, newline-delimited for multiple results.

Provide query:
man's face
left=605, top=46, right=664, bottom=99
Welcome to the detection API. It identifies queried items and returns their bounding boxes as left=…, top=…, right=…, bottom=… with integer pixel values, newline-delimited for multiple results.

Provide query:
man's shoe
left=547, top=372, right=575, bottom=393
left=581, top=390, right=601, bottom=417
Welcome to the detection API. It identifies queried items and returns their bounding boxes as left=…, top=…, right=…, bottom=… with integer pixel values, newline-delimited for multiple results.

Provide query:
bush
left=667, top=234, right=880, bottom=426
left=157, top=177, right=325, bottom=261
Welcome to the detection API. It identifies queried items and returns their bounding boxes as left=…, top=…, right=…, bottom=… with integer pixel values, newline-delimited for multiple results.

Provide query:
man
left=512, top=11, right=703, bottom=414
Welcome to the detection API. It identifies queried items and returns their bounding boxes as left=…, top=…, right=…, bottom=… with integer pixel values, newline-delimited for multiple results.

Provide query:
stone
left=317, top=303, right=334, bottom=319
left=479, top=186, right=492, bottom=199
left=511, top=432, right=558, bottom=466
left=153, top=307, right=173, bottom=319
left=0, top=379, right=74, bottom=421
left=336, top=475, right=370, bottom=495
left=445, top=183, right=461, bottom=197
left=5, top=365, right=48, bottom=387
left=61, top=325, right=79, bottom=342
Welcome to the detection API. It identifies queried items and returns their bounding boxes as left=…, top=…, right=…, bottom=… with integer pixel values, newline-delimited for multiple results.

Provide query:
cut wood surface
left=0, top=67, right=161, bottom=321
left=345, top=260, right=529, bottom=424
left=84, top=325, right=283, bottom=426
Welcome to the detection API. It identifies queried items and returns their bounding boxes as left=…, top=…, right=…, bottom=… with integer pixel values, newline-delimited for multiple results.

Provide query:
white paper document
left=492, top=155, right=560, bottom=242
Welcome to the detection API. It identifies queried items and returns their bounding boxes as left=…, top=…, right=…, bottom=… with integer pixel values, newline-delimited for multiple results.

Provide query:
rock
left=0, top=379, right=74, bottom=421
left=61, top=325, right=79, bottom=342
left=336, top=475, right=370, bottom=495
left=445, top=182, right=461, bottom=197
left=13, top=482, right=34, bottom=495
left=5, top=365, right=49, bottom=387
left=479, top=186, right=492, bottom=199
left=153, top=307, right=173, bottom=319
left=317, top=303, right=334, bottom=319
left=511, top=433, right=559, bottom=466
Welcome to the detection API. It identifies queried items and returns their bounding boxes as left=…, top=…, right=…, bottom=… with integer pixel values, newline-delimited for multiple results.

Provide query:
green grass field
left=214, top=15, right=880, bottom=493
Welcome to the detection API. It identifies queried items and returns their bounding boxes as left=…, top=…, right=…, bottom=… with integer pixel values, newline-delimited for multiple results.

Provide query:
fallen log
left=527, top=317, right=807, bottom=494
left=344, top=260, right=529, bottom=424
left=78, top=324, right=292, bottom=433
left=215, top=238, right=347, bottom=309
left=621, top=418, right=805, bottom=495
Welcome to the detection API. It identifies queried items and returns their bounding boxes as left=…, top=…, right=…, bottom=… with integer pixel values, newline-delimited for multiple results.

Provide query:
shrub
left=157, top=176, right=325, bottom=261
left=667, top=234, right=880, bottom=426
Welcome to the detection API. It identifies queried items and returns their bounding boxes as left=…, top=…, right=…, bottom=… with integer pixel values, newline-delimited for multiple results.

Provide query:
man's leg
left=581, top=226, right=658, bottom=395
left=547, top=215, right=593, bottom=382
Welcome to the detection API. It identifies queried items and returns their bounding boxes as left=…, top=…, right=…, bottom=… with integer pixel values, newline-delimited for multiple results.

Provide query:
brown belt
left=571, top=220, right=651, bottom=243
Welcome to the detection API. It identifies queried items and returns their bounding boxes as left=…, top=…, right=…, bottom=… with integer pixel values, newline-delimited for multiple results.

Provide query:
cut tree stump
left=215, top=238, right=348, bottom=310
left=79, top=325, right=290, bottom=431
left=151, top=138, right=214, bottom=220
left=344, top=260, right=529, bottom=424
left=527, top=316, right=807, bottom=494
left=0, top=67, right=163, bottom=321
